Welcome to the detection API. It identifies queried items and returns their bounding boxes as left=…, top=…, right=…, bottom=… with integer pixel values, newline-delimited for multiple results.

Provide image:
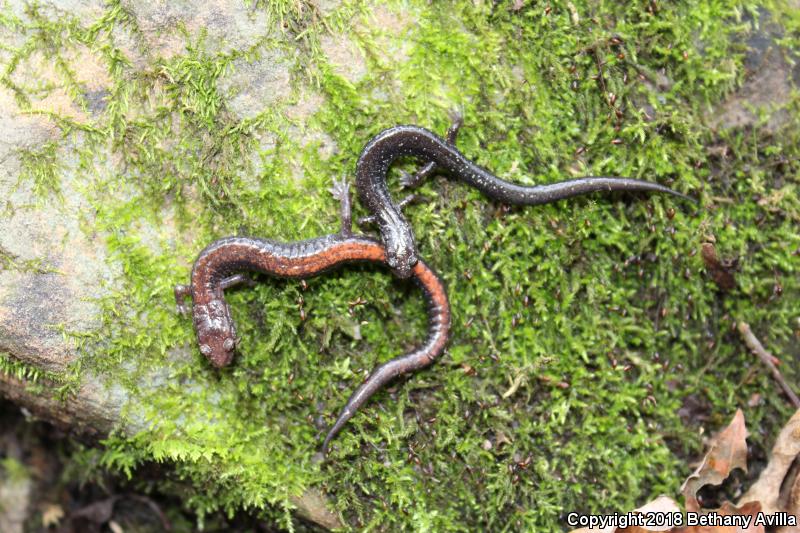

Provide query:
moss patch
left=0, top=352, right=65, bottom=388
left=2, top=0, right=799, bottom=530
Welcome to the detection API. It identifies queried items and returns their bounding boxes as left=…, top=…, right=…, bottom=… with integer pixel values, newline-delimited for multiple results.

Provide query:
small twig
left=591, top=48, right=612, bottom=109
left=566, top=1, right=580, bottom=24
left=708, top=195, right=736, bottom=204
left=738, top=322, right=800, bottom=408
left=502, top=372, right=527, bottom=399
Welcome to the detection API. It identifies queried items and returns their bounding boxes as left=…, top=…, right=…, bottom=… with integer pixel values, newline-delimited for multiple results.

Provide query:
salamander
left=175, top=180, right=451, bottom=454
left=355, top=117, right=694, bottom=278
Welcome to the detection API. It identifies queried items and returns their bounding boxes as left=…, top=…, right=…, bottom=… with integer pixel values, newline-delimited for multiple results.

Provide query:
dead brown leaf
left=682, top=410, right=748, bottom=512
left=701, top=242, right=737, bottom=291
left=569, top=496, right=680, bottom=533
left=741, top=409, right=800, bottom=513
left=567, top=409, right=800, bottom=533
left=569, top=497, right=763, bottom=533
left=660, top=501, right=760, bottom=533
left=777, top=474, right=800, bottom=532
left=681, top=501, right=764, bottom=533
left=41, top=503, right=64, bottom=527
left=623, top=496, right=683, bottom=532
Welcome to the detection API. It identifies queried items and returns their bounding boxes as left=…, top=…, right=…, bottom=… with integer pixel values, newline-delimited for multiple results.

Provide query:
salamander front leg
left=174, top=284, right=192, bottom=315
left=330, top=176, right=353, bottom=237
left=175, top=275, right=253, bottom=315
left=357, top=194, right=423, bottom=228
left=399, top=109, right=464, bottom=189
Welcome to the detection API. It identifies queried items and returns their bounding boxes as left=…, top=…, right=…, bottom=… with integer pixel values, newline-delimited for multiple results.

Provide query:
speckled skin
left=175, top=182, right=451, bottom=453
left=355, top=125, right=694, bottom=278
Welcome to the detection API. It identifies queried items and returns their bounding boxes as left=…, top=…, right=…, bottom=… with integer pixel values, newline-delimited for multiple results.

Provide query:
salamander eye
left=200, top=344, right=212, bottom=356
left=223, top=338, right=235, bottom=351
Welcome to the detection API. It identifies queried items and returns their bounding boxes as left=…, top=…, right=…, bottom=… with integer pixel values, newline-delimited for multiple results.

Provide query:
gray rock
left=0, top=139, right=118, bottom=373
left=122, top=0, right=271, bottom=57
left=319, top=33, right=368, bottom=84
left=0, top=4, right=345, bottom=527
left=217, top=50, right=292, bottom=121
left=0, top=459, right=31, bottom=533
left=709, top=9, right=797, bottom=132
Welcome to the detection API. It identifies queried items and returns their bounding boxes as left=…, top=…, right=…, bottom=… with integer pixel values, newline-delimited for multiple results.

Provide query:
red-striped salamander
left=355, top=114, right=695, bottom=278
left=174, top=180, right=451, bottom=454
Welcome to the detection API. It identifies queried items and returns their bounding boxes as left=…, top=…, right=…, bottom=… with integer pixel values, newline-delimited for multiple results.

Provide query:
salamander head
left=194, top=300, right=237, bottom=368
left=383, top=226, right=418, bottom=279
left=198, top=333, right=236, bottom=368
left=386, top=247, right=416, bottom=278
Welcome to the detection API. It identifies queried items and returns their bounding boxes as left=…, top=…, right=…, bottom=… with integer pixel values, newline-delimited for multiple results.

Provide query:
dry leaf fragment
left=568, top=495, right=680, bottom=533
left=41, top=503, right=64, bottom=527
left=620, top=501, right=763, bottom=533
left=741, top=408, right=800, bottom=514
left=777, top=473, right=800, bottom=532
left=747, top=394, right=762, bottom=408
left=682, top=410, right=748, bottom=512
left=569, top=499, right=765, bottom=533
left=701, top=243, right=737, bottom=291
left=621, top=496, right=683, bottom=532
left=568, top=410, right=800, bottom=533
left=495, top=431, right=512, bottom=448
left=680, top=501, right=765, bottom=533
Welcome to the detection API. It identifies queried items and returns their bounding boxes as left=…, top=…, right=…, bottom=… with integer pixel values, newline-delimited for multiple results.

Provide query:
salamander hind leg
left=445, top=108, right=464, bottom=142
left=399, top=109, right=464, bottom=189
left=219, top=273, right=255, bottom=290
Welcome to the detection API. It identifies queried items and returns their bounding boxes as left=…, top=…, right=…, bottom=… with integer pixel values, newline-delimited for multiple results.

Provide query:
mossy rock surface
left=0, top=0, right=799, bottom=530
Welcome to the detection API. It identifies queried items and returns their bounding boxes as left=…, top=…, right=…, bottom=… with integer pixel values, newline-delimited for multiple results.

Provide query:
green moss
left=0, top=456, right=28, bottom=484
left=0, top=246, right=53, bottom=274
left=0, top=352, right=49, bottom=383
left=0, top=352, right=73, bottom=398
left=3, top=0, right=800, bottom=530
left=17, top=140, right=61, bottom=199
